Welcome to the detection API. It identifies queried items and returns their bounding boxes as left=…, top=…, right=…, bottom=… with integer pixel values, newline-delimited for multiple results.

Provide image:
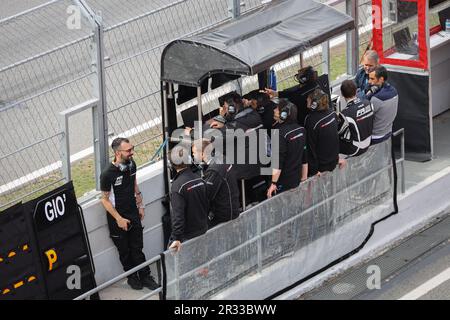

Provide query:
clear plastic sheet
left=164, top=140, right=395, bottom=299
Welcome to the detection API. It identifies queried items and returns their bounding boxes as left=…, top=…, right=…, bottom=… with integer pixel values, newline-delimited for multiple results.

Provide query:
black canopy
left=161, top=0, right=355, bottom=87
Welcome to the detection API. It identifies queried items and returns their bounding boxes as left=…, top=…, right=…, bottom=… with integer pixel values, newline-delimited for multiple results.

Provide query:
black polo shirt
left=100, top=160, right=138, bottom=219
left=304, top=110, right=339, bottom=176
left=273, top=122, right=307, bottom=190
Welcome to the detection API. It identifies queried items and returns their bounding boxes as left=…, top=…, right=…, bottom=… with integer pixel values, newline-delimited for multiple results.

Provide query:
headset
left=279, top=102, right=294, bottom=122
left=118, top=160, right=134, bottom=172
left=227, top=104, right=236, bottom=115
left=365, top=85, right=380, bottom=99
left=309, top=89, right=326, bottom=111
left=295, top=66, right=315, bottom=85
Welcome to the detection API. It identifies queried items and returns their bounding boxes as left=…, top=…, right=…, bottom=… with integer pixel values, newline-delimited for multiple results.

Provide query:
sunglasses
left=119, top=146, right=135, bottom=153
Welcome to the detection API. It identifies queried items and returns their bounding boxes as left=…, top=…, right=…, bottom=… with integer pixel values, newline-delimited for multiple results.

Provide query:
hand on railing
left=267, top=183, right=277, bottom=198
left=169, top=240, right=182, bottom=253
left=338, top=158, right=347, bottom=170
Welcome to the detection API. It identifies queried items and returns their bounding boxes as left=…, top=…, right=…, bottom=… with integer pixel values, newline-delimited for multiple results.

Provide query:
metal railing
left=393, top=128, right=406, bottom=194
left=74, top=254, right=163, bottom=300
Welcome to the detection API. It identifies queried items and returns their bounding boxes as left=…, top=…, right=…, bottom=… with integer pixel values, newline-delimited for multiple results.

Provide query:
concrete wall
left=80, top=161, right=166, bottom=285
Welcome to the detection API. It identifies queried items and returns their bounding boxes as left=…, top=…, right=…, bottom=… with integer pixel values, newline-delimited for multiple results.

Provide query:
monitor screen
left=438, top=6, right=450, bottom=30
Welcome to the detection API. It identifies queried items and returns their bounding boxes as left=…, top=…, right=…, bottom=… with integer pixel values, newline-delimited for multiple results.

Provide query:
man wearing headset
left=209, top=93, right=264, bottom=181
left=264, top=66, right=319, bottom=125
left=100, top=137, right=158, bottom=291
left=168, top=146, right=209, bottom=252
left=366, top=65, right=398, bottom=144
left=192, top=139, right=240, bottom=228
left=243, top=90, right=277, bottom=134
left=304, top=89, right=340, bottom=177
left=267, top=99, right=308, bottom=198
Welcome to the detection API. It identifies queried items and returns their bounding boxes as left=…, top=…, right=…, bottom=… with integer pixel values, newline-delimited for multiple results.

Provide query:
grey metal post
left=60, top=114, right=71, bottom=182
left=401, top=131, right=405, bottom=194
left=241, top=179, right=246, bottom=211
left=197, top=86, right=203, bottom=141
left=174, top=252, right=180, bottom=300
left=322, top=41, right=330, bottom=76
left=346, top=0, right=359, bottom=76
left=76, top=0, right=109, bottom=189
left=229, top=0, right=241, bottom=18
left=163, top=82, right=172, bottom=191
left=257, top=209, right=262, bottom=272
left=92, top=14, right=109, bottom=190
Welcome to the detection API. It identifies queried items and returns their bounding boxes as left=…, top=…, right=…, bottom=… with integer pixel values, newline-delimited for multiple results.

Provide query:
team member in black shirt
left=265, top=66, right=319, bottom=125
left=243, top=90, right=276, bottom=132
left=209, top=94, right=264, bottom=180
left=168, top=146, right=209, bottom=252
left=304, top=89, right=339, bottom=177
left=267, top=100, right=308, bottom=198
left=192, top=139, right=240, bottom=228
left=338, top=80, right=374, bottom=157
left=100, top=137, right=158, bottom=290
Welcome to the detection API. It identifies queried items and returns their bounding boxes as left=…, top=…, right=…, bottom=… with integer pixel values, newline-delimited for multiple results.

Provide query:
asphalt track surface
left=300, top=212, right=450, bottom=300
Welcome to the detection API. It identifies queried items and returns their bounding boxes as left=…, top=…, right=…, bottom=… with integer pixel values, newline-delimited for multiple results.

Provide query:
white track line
left=398, top=267, right=450, bottom=300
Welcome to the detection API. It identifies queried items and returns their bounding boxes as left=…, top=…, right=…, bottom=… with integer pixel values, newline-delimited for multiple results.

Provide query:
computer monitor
left=180, top=105, right=200, bottom=128
left=438, top=6, right=450, bottom=30
left=393, top=27, right=418, bottom=55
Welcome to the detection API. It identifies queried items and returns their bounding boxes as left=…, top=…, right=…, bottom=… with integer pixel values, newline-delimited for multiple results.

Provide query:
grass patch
left=0, top=128, right=163, bottom=211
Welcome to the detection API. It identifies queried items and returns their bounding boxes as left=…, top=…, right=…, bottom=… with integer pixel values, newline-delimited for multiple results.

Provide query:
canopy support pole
left=197, top=86, right=203, bottom=141
left=162, top=81, right=171, bottom=192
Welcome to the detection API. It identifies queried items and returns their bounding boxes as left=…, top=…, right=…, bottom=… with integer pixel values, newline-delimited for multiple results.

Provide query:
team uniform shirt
left=220, top=107, right=265, bottom=180
left=203, top=160, right=240, bottom=225
left=170, top=168, right=209, bottom=242
left=304, top=110, right=339, bottom=176
left=100, top=160, right=138, bottom=220
left=338, top=97, right=374, bottom=157
left=273, top=122, right=307, bottom=190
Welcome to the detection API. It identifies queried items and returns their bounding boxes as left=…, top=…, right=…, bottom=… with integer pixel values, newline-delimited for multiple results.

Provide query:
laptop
left=393, top=27, right=418, bottom=55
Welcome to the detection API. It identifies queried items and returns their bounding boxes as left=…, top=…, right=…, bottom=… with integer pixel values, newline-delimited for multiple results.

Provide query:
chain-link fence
left=358, top=0, right=374, bottom=60
left=0, top=0, right=372, bottom=211
left=0, top=0, right=267, bottom=210
left=0, top=0, right=96, bottom=209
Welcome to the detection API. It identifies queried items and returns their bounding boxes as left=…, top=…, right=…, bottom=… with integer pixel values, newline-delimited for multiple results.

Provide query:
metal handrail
left=393, top=128, right=405, bottom=194
left=74, top=254, right=162, bottom=300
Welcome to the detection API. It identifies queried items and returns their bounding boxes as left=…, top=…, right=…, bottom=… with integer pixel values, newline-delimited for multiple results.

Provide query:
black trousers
left=107, top=212, right=150, bottom=278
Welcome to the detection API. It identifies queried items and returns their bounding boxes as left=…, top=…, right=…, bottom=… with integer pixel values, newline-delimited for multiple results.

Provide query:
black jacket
left=204, top=160, right=240, bottom=225
left=170, top=168, right=208, bottom=242
left=273, top=122, right=307, bottom=190
left=279, top=82, right=318, bottom=125
left=338, top=97, right=374, bottom=157
left=220, top=107, right=265, bottom=180
left=304, top=109, right=339, bottom=176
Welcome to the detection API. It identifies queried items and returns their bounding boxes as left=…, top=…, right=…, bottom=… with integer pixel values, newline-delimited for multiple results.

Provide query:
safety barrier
left=75, top=137, right=398, bottom=300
